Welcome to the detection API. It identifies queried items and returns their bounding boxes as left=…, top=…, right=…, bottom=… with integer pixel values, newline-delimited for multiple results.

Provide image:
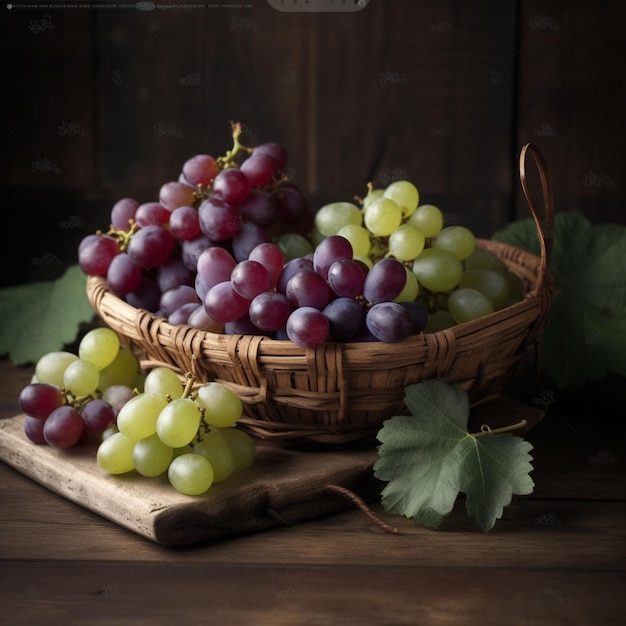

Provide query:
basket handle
left=519, top=143, right=554, bottom=295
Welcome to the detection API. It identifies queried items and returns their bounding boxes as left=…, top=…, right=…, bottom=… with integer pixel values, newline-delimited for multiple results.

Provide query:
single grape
left=198, top=196, right=241, bottom=242
left=411, top=248, right=463, bottom=292
left=79, top=327, right=120, bottom=371
left=188, top=305, right=223, bottom=332
left=97, top=431, right=136, bottom=474
left=98, top=348, right=139, bottom=390
left=160, top=285, right=200, bottom=317
left=144, top=367, right=183, bottom=399
left=127, top=225, right=176, bottom=269
left=464, top=247, right=506, bottom=275
left=240, top=153, right=278, bottom=188
left=81, top=399, right=116, bottom=434
left=134, top=201, right=171, bottom=228
left=204, top=281, right=251, bottom=323
left=195, top=382, right=243, bottom=428
left=327, top=259, right=366, bottom=299
left=388, top=223, right=426, bottom=261
left=212, top=168, right=251, bottom=205
left=156, top=257, right=196, bottom=292
left=24, top=415, right=47, bottom=444
left=63, top=359, right=100, bottom=397
left=286, top=307, right=329, bottom=348
left=43, top=405, right=84, bottom=448
left=252, top=142, right=287, bottom=170
left=168, top=453, right=214, bottom=496
left=249, top=291, right=292, bottom=332
left=18, top=383, right=65, bottom=420
left=169, top=205, right=201, bottom=241
left=116, top=392, right=169, bottom=441
left=459, top=268, right=510, bottom=309
left=159, top=181, right=196, bottom=211
left=237, top=189, right=279, bottom=228
left=78, top=234, right=120, bottom=276
left=156, top=398, right=202, bottom=448
left=432, top=226, right=476, bottom=260
left=366, top=302, right=413, bottom=343
left=447, top=288, right=495, bottom=324
left=336, top=224, right=371, bottom=257
left=182, top=154, right=219, bottom=187
left=323, top=298, right=366, bottom=341
left=193, top=429, right=234, bottom=482
left=219, top=427, right=256, bottom=473
left=133, top=433, right=174, bottom=477
left=110, top=197, right=139, bottom=230
left=363, top=197, right=402, bottom=237
left=285, top=269, right=330, bottom=310
left=107, top=252, right=142, bottom=296
left=363, top=257, right=407, bottom=304
left=407, top=204, right=444, bottom=238
left=315, top=202, right=363, bottom=237
left=313, top=235, right=353, bottom=280
left=383, top=180, right=419, bottom=218
left=231, top=260, right=272, bottom=300
left=196, top=246, right=237, bottom=291
left=275, top=233, right=314, bottom=263
left=35, top=351, right=79, bottom=387
left=101, top=384, right=135, bottom=412
left=248, top=243, right=285, bottom=289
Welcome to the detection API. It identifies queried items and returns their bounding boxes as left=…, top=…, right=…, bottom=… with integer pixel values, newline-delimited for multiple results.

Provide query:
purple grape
left=286, top=307, right=329, bottom=348
left=107, top=252, right=142, bottom=296
left=248, top=243, right=285, bottom=289
left=24, top=415, right=47, bottom=444
left=110, top=197, right=139, bottom=230
left=198, top=196, right=241, bottom=242
left=313, top=235, right=353, bottom=280
left=211, top=168, right=251, bottom=204
left=362, top=258, right=407, bottom=304
left=278, top=185, right=310, bottom=225
left=285, top=269, right=330, bottom=310
left=204, top=281, right=250, bottom=323
left=182, top=154, right=218, bottom=187
left=43, top=405, right=84, bottom=448
left=168, top=302, right=202, bottom=326
left=188, top=304, right=220, bottom=331
left=237, top=189, right=279, bottom=228
left=125, top=276, right=161, bottom=312
left=277, top=257, right=315, bottom=294
left=231, top=260, right=272, bottom=300
left=323, top=298, right=366, bottom=341
left=18, top=383, right=65, bottom=420
left=327, top=259, right=366, bottom=299
left=224, top=312, right=267, bottom=336
left=81, top=399, right=115, bottom=434
left=134, top=201, right=171, bottom=228
left=159, top=180, right=196, bottom=211
left=78, top=234, right=121, bottom=276
left=231, top=221, right=270, bottom=262
left=240, top=153, right=279, bottom=187
left=253, top=142, right=287, bottom=170
left=398, top=301, right=429, bottom=334
left=366, top=302, right=413, bottom=343
left=159, top=285, right=200, bottom=317
left=196, top=246, right=237, bottom=290
left=127, top=225, right=175, bottom=269
left=156, top=257, right=196, bottom=292
left=169, top=205, right=201, bottom=241
left=249, top=291, right=292, bottom=332
left=181, top=235, right=214, bottom=272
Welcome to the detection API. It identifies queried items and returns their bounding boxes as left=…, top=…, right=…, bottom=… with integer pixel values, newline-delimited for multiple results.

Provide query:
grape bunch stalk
left=18, top=326, right=256, bottom=496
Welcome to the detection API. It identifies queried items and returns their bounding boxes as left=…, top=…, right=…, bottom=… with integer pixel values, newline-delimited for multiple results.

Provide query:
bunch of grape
left=18, top=326, right=256, bottom=496
left=315, top=180, right=524, bottom=335
left=99, top=366, right=256, bottom=496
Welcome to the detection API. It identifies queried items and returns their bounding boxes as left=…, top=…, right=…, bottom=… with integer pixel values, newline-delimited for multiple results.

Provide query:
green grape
left=503, top=269, right=524, bottom=299
left=425, top=310, right=456, bottom=333
left=388, top=223, right=426, bottom=261
left=116, top=392, right=168, bottom=441
left=63, top=359, right=100, bottom=397
left=407, top=204, right=444, bottom=238
left=464, top=247, right=506, bottom=275
left=156, top=397, right=201, bottom=448
left=448, top=288, right=495, bottom=324
left=337, top=224, right=371, bottom=257
left=362, top=187, right=384, bottom=209
left=98, top=348, right=139, bottom=391
left=383, top=180, right=419, bottom=218
left=97, top=431, right=136, bottom=475
left=432, top=226, right=476, bottom=260
left=363, top=197, right=402, bottom=237
left=101, top=424, right=119, bottom=441
left=219, top=427, right=256, bottom=473
left=193, top=429, right=235, bottom=482
left=412, top=248, right=463, bottom=293
left=195, top=382, right=243, bottom=428
left=133, top=433, right=173, bottom=477
left=275, top=233, right=315, bottom=262
left=168, top=453, right=214, bottom=496
left=144, top=367, right=183, bottom=400
left=459, top=268, right=510, bottom=309
left=78, top=327, right=120, bottom=370
left=394, top=266, right=420, bottom=302
left=35, top=351, right=79, bottom=387
left=315, top=202, right=362, bottom=236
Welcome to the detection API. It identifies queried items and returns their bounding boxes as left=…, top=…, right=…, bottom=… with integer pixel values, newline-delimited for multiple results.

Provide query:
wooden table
left=1, top=358, right=624, bottom=625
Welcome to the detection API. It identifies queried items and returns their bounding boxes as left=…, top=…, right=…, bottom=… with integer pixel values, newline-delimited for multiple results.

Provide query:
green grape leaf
left=0, top=264, right=95, bottom=365
left=373, top=382, right=534, bottom=532
left=492, top=211, right=626, bottom=388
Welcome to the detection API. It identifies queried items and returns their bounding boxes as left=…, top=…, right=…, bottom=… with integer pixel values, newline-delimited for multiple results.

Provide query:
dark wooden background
left=1, top=0, right=624, bottom=288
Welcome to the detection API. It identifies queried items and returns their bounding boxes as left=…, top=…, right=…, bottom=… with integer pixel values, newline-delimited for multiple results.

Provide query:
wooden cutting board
left=0, top=395, right=545, bottom=547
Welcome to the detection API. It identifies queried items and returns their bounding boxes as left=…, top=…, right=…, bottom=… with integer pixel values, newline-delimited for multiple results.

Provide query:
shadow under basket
left=86, top=144, right=555, bottom=445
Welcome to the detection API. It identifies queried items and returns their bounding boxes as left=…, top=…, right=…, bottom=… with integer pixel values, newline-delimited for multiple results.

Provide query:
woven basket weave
left=87, top=143, right=554, bottom=444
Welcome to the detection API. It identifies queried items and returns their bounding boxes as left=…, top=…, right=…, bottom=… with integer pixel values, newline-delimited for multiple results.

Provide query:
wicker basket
left=87, top=144, right=554, bottom=444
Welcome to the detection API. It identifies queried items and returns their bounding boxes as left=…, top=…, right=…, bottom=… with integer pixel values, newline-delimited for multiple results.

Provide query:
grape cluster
left=18, top=327, right=256, bottom=496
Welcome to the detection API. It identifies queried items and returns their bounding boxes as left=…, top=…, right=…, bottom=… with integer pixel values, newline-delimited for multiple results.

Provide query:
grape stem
left=105, top=219, right=140, bottom=252
left=216, top=121, right=252, bottom=170
left=471, top=419, right=527, bottom=438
